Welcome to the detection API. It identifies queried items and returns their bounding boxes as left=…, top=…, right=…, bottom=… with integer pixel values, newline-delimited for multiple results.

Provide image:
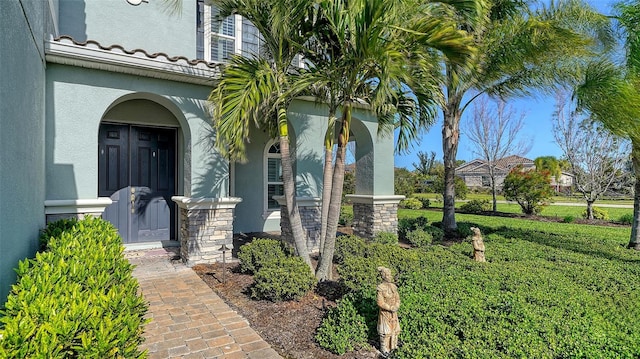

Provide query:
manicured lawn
left=335, top=207, right=640, bottom=357
left=409, top=194, right=633, bottom=221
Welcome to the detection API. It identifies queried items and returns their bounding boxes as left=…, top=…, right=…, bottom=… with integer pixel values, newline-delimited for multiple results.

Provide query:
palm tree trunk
left=319, top=114, right=337, bottom=255
left=442, top=102, right=461, bottom=237
left=278, top=108, right=312, bottom=269
left=629, top=140, right=640, bottom=250
left=316, top=107, right=351, bottom=280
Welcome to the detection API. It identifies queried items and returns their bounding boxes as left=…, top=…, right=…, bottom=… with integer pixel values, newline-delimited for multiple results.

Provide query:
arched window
left=264, top=141, right=283, bottom=211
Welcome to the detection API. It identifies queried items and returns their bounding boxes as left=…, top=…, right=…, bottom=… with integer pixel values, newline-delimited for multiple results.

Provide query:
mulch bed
left=193, top=258, right=381, bottom=359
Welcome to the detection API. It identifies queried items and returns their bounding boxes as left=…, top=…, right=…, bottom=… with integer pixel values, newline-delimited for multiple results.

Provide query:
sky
left=393, top=0, right=616, bottom=170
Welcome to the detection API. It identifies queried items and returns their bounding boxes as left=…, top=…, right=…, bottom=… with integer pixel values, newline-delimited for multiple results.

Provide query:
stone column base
left=275, top=196, right=322, bottom=253
left=172, top=196, right=242, bottom=267
left=346, top=195, right=404, bottom=239
left=44, top=198, right=113, bottom=223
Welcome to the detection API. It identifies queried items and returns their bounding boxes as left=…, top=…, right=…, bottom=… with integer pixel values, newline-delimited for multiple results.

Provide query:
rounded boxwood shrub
left=400, top=198, right=423, bottom=210
left=237, top=238, right=292, bottom=274
left=406, top=228, right=433, bottom=247
left=251, top=256, right=317, bottom=301
left=315, top=295, right=369, bottom=354
left=459, top=199, right=491, bottom=213
left=372, top=231, right=398, bottom=245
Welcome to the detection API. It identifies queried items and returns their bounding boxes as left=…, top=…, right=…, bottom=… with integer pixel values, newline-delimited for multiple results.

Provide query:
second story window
left=197, top=1, right=242, bottom=62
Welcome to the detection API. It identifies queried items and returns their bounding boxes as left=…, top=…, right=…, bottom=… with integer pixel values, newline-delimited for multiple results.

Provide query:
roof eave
left=45, top=39, right=220, bottom=86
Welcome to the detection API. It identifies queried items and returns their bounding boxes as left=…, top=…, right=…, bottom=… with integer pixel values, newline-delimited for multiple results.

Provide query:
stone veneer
left=346, top=195, right=404, bottom=239
left=172, top=196, right=242, bottom=267
left=275, top=197, right=322, bottom=253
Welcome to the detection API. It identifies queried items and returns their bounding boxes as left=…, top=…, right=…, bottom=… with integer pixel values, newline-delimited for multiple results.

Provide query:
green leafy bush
left=417, top=197, right=430, bottom=209
left=315, top=295, right=368, bottom=354
left=581, top=206, right=610, bottom=220
left=237, top=238, right=292, bottom=274
left=339, top=206, right=354, bottom=226
left=563, top=215, right=576, bottom=223
left=406, top=229, right=432, bottom=247
left=456, top=222, right=474, bottom=239
left=618, top=213, right=634, bottom=225
left=503, top=166, right=553, bottom=215
left=334, top=235, right=367, bottom=264
left=0, top=217, right=147, bottom=358
left=459, top=199, right=491, bottom=213
left=398, top=216, right=430, bottom=239
left=251, top=256, right=316, bottom=301
left=38, top=217, right=78, bottom=250
left=372, top=231, right=398, bottom=245
left=400, top=198, right=423, bottom=210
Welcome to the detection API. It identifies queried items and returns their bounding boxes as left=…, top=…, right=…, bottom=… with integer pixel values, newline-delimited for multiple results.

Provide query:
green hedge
left=0, top=217, right=148, bottom=358
left=237, top=238, right=292, bottom=274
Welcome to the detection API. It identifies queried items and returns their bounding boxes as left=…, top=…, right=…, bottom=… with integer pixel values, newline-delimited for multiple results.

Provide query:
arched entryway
left=98, top=98, right=181, bottom=244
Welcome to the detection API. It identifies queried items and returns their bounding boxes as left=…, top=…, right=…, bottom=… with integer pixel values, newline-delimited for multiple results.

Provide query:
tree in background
left=437, top=0, right=612, bottom=237
left=534, top=156, right=563, bottom=191
left=465, top=96, right=531, bottom=211
left=503, top=166, right=554, bottom=215
left=553, top=91, right=630, bottom=219
left=413, top=151, right=437, bottom=176
left=394, top=168, right=416, bottom=198
left=574, top=0, right=640, bottom=249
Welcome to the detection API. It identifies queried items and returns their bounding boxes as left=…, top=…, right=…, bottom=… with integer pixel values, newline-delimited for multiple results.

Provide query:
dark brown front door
left=98, top=124, right=176, bottom=243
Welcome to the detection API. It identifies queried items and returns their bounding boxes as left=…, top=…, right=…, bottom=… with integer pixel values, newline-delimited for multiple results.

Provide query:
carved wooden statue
left=470, top=227, right=486, bottom=262
left=376, top=266, right=400, bottom=355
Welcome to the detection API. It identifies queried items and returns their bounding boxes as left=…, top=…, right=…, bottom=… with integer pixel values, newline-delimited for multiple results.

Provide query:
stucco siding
left=0, top=0, right=50, bottom=304
left=45, top=64, right=224, bottom=203
left=58, top=0, right=196, bottom=59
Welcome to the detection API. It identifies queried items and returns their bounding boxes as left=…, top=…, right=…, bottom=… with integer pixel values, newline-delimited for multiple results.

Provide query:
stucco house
left=0, top=0, right=400, bottom=303
left=456, top=155, right=573, bottom=191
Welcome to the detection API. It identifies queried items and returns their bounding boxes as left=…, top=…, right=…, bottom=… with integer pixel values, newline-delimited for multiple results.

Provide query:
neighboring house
left=456, top=155, right=535, bottom=189
left=0, top=0, right=400, bottom=303
left=456, top=155, right=573, bottom=191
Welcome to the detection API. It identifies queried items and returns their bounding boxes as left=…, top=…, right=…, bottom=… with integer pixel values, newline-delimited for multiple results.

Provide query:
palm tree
left=437, top=0, right=612, bottom=237
left=309, top=0, right=478, bottom=280
left=208, top=0, right=316, bottom=268
left=574, top=0, right=640, bottom=250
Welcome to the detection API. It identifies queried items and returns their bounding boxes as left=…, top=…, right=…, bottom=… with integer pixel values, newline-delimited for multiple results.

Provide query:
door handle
left=130, top=191, right=136, bottom=213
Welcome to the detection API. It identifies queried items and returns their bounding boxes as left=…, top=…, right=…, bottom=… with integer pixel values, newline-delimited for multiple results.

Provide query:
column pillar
left=346, top=195, right=404, bottom=239
left=172, top=196, right=242, bottom=267
left=275, top=196, right=322, bottom=253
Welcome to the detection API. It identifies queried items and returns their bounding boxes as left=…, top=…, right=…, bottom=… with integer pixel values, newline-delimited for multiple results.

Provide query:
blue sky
left=393, top=0, right=616, bottom=169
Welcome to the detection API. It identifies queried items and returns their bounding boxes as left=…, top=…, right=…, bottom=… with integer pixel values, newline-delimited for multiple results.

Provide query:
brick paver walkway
left=128, top=248, right=282, bottom=359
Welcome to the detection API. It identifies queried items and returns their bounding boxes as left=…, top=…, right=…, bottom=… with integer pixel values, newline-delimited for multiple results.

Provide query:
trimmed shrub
left=251, top=257, right=316, bottom=301
left=400, top=197, right=423, bottom=210
left=425, top=226, right=445, bottom=242
left=459, top=199, right=491, bottom=213
left=334, top=235, right=367, bottom=265
left=398, top=216, right=430, bottom=239
left=581, top=206, right=610, bottom=220
left=237, top=238, right=292, bottom=274
left=618, top=213, right=634, bottom=225
left=38, top=217, right=78, bottom=250
left=406, top=228, right=432, bottom=247
left=372, top=231, right=398, bottom=245
left=339, top=206, right=354, bottom=226
left=456, top=222, right=474, bottom=239
left=0, top=217, right=147, bottom=358
left=315, top=296, right=369, bottom=354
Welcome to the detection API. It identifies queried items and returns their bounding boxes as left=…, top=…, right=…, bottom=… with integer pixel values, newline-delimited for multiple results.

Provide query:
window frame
left=263, top=140, right=283, bottom=218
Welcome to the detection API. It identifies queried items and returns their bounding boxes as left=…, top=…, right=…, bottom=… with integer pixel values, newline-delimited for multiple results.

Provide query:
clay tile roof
left=53, top=35, right=219, bottom=69
left=495, top=155, right=534, bottom=169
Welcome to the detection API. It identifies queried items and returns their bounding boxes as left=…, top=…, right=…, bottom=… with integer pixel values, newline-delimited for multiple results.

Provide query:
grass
left=334, top=208, right=640, bottom=358
left=409, top=193, right=633, bottom=221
